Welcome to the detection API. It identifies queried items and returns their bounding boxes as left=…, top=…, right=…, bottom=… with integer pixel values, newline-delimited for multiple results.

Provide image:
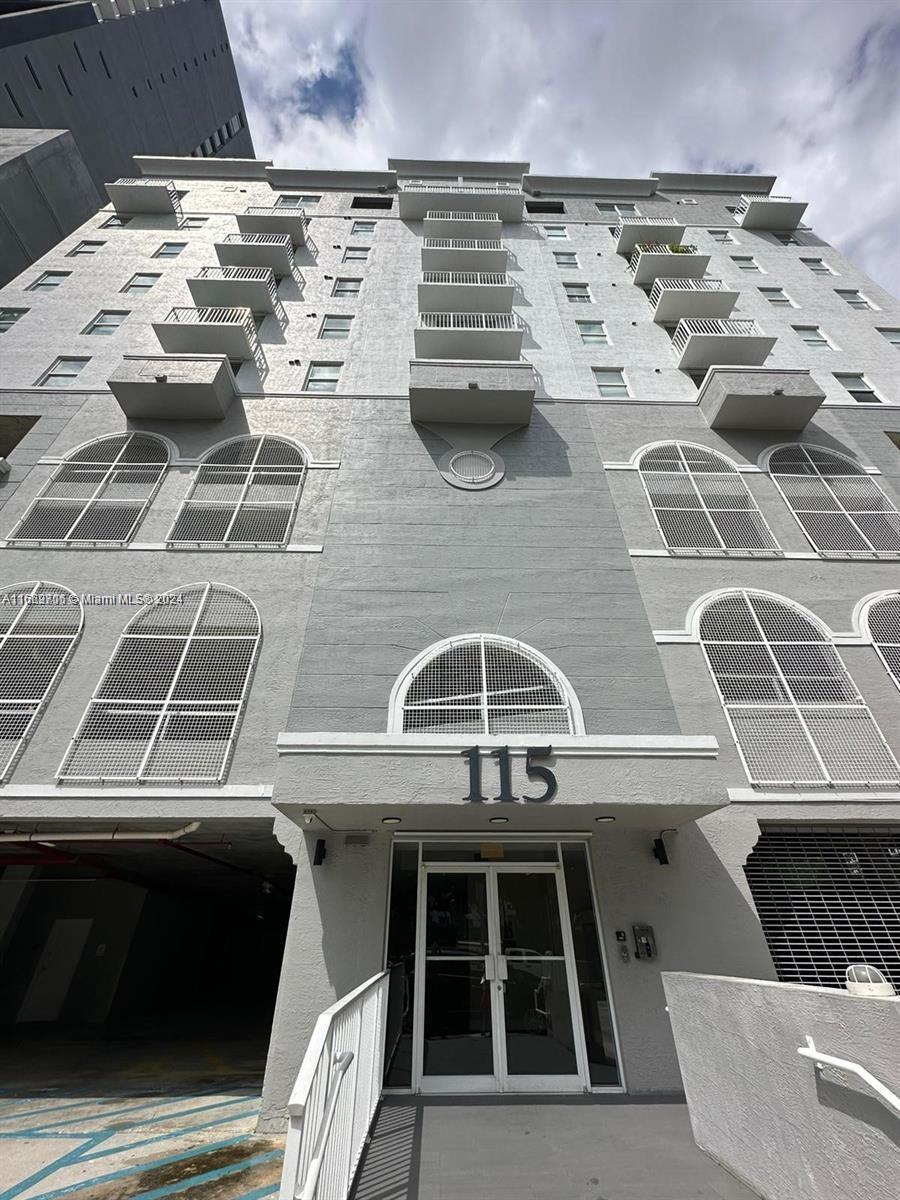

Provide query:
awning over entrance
left=274, top=732, right=725, bottom=830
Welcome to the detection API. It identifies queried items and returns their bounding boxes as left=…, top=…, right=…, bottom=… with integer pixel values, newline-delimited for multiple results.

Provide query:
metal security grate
left=401, top=635, right=576, bottom=735
left=699, top=590, right=900, bottom=786
left=768, top=444, right=900, bottom=557
left=167, top=435, right=306, bottom=548
left=58, top=583, right=260, bottom=784
left=867, top=593, right=900, bottom=692
left=7, top=434, right=169, bottom=546
left=0, top=582, right=83, bottom=780
left=745, top=824, right=900, bottom=989
left=639, top=443, right=780, bottom=554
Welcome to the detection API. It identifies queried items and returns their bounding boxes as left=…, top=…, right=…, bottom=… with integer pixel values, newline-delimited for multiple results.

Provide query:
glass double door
left=415, top=865, right=588, bottom=1092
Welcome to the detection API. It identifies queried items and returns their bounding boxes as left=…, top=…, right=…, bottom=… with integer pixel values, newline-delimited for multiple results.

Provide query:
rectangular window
left=543, top=224, right=568, bottom=239
left=564, top=282, right=591, bottom=303
left=732, top=256, right=762, bottom=272
left=801, top=257, right=835, bottom=275
left=526, top=200, right=565, bottom=214
left=351, top=196, right=392, bottom=209
left=332, top=277, right=361, bottom=297
left=122, top=273, right=160, bottom=293
left=836, top=289, right=874, bottom=310
left=0, top=309, right=27, bottom=333
left=102, top=215, right=131, bottom=229
left=83, top=310, right=129, bottom=336
left=772, top=232, right=801, bottom=245
left=343, top=246, right=369, bottom=261
left=29, top=271, right=70, bottom=291
left=320, top=315, right=353, bottom=339
left=305, top=362, right=342, bottom=392
left=677, top=197, right=698, bottom=205
left=182, top=216, right=207, bottom=229
left=793, top=325, right=834, bottom=350
left=708, top=229, right=736, bottom=243
left=877, top=328, right=900, bottom=349
left=834, top=373, right=882, bottom=404
left=759, top=286, right=794, bottom=306
left=275, top=194, right=319, bottom=208
left=351, top=220, right=375, bottom=236
left=67, top=240, right=105, bottom=256
left=37, top=357, right=89, bottom=387
left=593, top=367, right=629, bottom=397
left=153, top=242, right=186, bottom=258
left=597, top=202, right=640, bottom=217
left=577, top=321, right=608, bottom=345
left=553, top=251, right=578, bottom=268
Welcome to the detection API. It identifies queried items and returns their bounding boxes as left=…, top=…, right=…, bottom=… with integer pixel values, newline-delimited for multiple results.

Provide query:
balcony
left=613, top=216, right=685, bottom=255
left=734, top=194, right=807, bottom=230
left=214, top=233, right=295, bottom=277
left=235, top=205, right=307, bottom=246
left=399, top=182, right=524, bottom=221
left=153, top=307, right=264, bottom=374
left=107, top=354, right=238, bottom=420
left=106, top=177, right=182, bottom=219
left=672, top=318, right=776, bottom=370
left=699, top=367, right=825, bottom=430
left=418, top=271, right=514, bottom=313
left=649, top=278, right=739, bottom=323
left=409, top=360, right=535, bottom=425
left=421, top=238, right=508, bottom=273
left=414, top=312, right=524, bottom=361
left=628, top=242, right=710, bottom=287
left=187, top=266, right=287, bottom=322
left=423, top=210, right=503, bottom=239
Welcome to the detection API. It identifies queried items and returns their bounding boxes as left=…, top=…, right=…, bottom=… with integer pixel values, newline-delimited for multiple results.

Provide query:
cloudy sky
left=222, top=0, right=900, bottom=293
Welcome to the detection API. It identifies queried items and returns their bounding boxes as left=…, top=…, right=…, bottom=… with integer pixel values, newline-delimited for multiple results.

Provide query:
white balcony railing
left=425, top=210, right=501, bottom=222
left=195, top=266, right=279, bottom=299
left=157, top=306, right=266, bottom=375
left=108, top=177, right=182, bottom=220
left=163, top=306, right=254, bottom=329
left=280, top=971, right=389, bottom=1200
left=418, top=312, right=522, bottom=331
left=735, top=193, right=793, bottom=220
left=401, top=181, right=520, bottom=193
left=672, top=317, right=765, bottom=355
left=421, top=271, right=510, bottom=286
left=613, top=215, right=679, bottom=237
left=192, top=266, right=288, bottom=324
left=422, top=238, right=504, bottom=251
left=629, top=242, right=699, bottom=272
left=222, top=232, right=292, bottom=247
left=649, top=277, right=726, bottom=304
left=243, top=203, right=307, bottom=222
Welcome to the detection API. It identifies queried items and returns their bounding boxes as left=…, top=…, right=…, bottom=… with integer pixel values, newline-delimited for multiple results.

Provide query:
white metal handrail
left=423, top=238, right=505, bottom=250
left=402, top=181, right=519, bottom=193
left=195, top=265, right=279, bottom=299
left=735, top=193, right=793, bottom=218
left=244, top=204, right=307, bottom=223
left=418, top=311, right=522, bottom=330
left=163, top=306, right=255, bottom=330
left=649, top=277, right=726, bottom=304
left=113, top=176, right=175, bottom=189
left=672, top=317, right=763, bottom=354
left=221, top=232, right=293, bottom=247
left=421, top=271, right=510, bottom=286
left=797, top=1035, right=900, bottom=1118
left=613, top=215, right=679, bottom=236
left=280, top=971, right=389, bottom=1200
left=425, top=210, right=501, bottom=221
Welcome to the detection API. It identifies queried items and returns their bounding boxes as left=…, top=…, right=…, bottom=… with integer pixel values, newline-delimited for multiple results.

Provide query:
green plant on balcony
left=667, top=243, right=695, bottom=254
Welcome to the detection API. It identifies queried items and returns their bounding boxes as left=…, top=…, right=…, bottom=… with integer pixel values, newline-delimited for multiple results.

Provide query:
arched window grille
left=697, top=590, right=899, bottom=786
left=167, top=435, right=306, bottom=547
left=0, top=581, right=83, bottom=780
left=638, top=442, right=779, bottom=554
left=767, top=444, right=900, bottom=557
left=7, top=433, right=169, bottom=546
left=58, top=583, right=260, bottom=784
left=391, top=635, right=583, bottom=735
left=865, top=592, right=900, bottom=692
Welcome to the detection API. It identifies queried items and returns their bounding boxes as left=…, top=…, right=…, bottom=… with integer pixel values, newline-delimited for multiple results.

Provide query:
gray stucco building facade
left=0, top=154, right=898, bottom=1137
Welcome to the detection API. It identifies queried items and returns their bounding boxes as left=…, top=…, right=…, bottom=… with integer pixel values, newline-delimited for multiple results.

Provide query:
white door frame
left=412, top=862, right=591, bottom=1094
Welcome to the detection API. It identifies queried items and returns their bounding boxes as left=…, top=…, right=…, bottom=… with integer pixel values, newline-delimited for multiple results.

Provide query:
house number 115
left=461, top=746, right=558, bottom=804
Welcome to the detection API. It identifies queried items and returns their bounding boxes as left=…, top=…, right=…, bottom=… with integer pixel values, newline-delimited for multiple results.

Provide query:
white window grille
left=767, top=444, right=900, bottom=557
left=7, top=433, right=169, bottom=546
left=698, top=589, right=900, bottom=786
left=58, top=583, right=260, bottom=784
left=638, top=443, right=780, bottom=554
left=167, top=435, right=306, bottom=548
left=390, top=634, right=583, bottom=735
left=866, top=593, right=900, bottom=693
left=0, top=581, right=83, bottom=781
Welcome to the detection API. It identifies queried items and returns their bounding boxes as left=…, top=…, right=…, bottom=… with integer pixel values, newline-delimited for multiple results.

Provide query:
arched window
left=58, top=583, right=260, bottom=783
left=767, top=444, right=900, bottom=556
left=865, top=592, right=900, bottom=692
left=638, top=442, right=779, bottom=553
left=390, top=635, right=583, bottom=735
left=167, top=435, right=306, bottom=547
left=0, top=582, right=82, bottom=780
left=7, top=433, right=169, bottom=545
left=697, top=590, right=899, bottom=786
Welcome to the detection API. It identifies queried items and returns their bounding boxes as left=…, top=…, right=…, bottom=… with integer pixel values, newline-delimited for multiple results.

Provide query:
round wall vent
left=449, top=450, right=495, bottom=484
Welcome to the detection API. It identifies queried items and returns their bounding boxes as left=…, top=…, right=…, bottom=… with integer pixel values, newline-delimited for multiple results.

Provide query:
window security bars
left=698, top=591, right=900, bottom=786
left=167, top=436, right=306, bottom=548
left=58, top=583, right=260, bottom=784
left=867, top=594, right=900, bottom=693
left=7, top=433, right=169, bottom=546
left=0, top=582, right=83, bottom=781
left=767, top=445, right=900, bottom=557
left=400, top=635, right=577, bottom=735
left=638, top=443, right=780, bottom=554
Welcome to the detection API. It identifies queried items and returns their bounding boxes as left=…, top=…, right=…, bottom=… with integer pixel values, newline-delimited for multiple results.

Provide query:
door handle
left=481, top=955, right=496, bottom=984
left=496, top=956, right=508, bottom=982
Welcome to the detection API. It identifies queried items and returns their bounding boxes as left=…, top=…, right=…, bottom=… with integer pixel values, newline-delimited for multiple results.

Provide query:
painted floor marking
left=81, top=1107, right=260, bottom=1160
left=108, top=1150, right=282, bottom=1200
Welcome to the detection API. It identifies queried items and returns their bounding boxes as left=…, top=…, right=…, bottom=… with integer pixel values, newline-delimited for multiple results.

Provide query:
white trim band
left=276, top=733, right=719, bottom=758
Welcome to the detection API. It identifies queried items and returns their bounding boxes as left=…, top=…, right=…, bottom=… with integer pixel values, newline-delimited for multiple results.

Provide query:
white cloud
left=223, top=0, right=900, bottom=292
